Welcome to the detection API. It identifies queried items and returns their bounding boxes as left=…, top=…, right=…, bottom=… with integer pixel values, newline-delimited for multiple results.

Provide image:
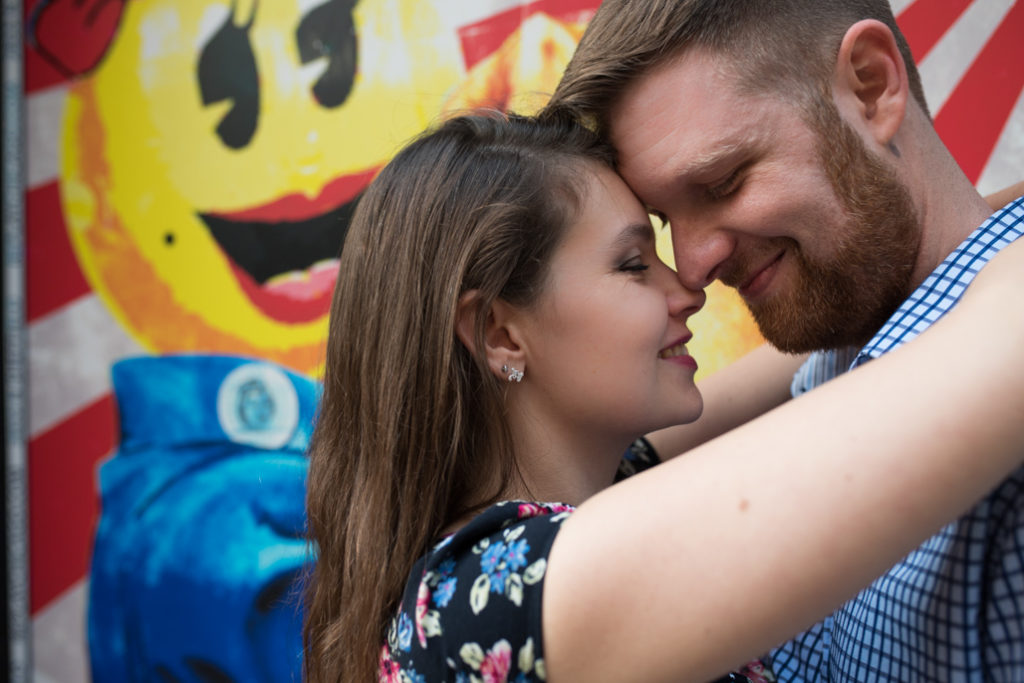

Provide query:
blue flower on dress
left=481, top=541, right=507, bottom=573
left=397, top=612, right=414, bottom=652
left=405, top=668, right=427, bottom=683
left=433, top=577, right=457, bottom=608
left=504, top=538, right=530, bottom=572
left=438, top=558, right=456, bottom=577
left=455, top=673, right=472, bottom=683
left=489, top=566, right=510, bottom=593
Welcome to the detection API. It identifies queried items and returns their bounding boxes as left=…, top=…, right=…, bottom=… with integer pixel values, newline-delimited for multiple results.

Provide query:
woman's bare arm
left=545, top=237, right=1024, bottom=683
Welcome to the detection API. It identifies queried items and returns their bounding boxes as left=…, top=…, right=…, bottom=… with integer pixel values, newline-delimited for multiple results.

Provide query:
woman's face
left=515, top=164, right=706, bottom=443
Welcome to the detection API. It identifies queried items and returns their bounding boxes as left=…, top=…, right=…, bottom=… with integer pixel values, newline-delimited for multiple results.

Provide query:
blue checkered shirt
left=771, top=196, right=1024, bottom=682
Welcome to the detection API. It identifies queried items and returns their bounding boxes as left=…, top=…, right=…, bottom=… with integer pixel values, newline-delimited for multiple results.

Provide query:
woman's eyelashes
left=618, top=255, right=650, bottom=273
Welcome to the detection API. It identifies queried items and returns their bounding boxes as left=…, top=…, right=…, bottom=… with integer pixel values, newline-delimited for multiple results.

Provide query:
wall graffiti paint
left=21, top=0, right=1024, bottom=680
left=28, top=2, right=612, bottom=680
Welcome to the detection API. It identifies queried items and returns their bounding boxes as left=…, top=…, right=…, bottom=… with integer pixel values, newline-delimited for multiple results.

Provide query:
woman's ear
left=833, top=19, right=909, bottom=148
left=455, top=292, right=526, bottom=382
left=454, top=290, right=484, bottom=357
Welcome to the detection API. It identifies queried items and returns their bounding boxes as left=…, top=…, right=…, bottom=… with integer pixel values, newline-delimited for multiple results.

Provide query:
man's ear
left=833, top=19, right=909, bottom=148
left=454, top=291, right=526, bottom=382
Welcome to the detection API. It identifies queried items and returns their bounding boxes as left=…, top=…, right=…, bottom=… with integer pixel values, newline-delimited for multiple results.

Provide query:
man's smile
left=731, top=249, right=786, bottom=301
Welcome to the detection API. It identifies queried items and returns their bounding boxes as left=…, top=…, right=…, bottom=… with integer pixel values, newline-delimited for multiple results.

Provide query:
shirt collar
left=853, top=196, right=1024, bottom=368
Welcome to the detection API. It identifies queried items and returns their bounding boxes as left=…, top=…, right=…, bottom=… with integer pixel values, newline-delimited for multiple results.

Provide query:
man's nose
left=666, top=277, right=706, bottom=320
left=669, top=219, right=736, bottom=290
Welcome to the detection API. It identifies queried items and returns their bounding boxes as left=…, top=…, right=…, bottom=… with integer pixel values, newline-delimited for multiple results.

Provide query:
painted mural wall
left=22, top=0, right=1024, bottom=680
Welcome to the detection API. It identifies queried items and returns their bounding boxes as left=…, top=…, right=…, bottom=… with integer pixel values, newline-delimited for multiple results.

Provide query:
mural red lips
left=200, top=166, right=380, bottom=324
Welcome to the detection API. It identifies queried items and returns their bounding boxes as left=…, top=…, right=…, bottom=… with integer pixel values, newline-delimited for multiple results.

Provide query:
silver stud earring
left=501, top=364, right=524, bottom=383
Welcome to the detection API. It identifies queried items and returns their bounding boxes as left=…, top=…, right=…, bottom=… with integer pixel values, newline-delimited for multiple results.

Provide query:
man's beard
left=745, top=105, right=921, bottom=354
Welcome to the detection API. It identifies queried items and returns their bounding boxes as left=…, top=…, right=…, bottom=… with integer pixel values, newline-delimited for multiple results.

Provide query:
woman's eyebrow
left=612, top=221, right=656, bottom=248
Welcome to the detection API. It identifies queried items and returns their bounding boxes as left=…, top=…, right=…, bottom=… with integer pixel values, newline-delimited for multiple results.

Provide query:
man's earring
left=501, top=364, right=524, bottom=383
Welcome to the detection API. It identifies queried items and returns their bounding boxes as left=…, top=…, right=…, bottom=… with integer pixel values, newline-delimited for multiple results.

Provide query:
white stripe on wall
left=26, top=85, right=67, bottom=190
left=31, top=581, right=89, bottom=683
left=917, top=0, right=1015, bottom=114
left=977, top=87, right=1024, bottom=197
left=29, top=295, right=144, bottom=437
left=890, top=0, right=917, bottom=17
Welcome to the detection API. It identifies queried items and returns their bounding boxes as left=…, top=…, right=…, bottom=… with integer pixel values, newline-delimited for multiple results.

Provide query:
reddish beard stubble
left=737, top=102, right=921, bottom=354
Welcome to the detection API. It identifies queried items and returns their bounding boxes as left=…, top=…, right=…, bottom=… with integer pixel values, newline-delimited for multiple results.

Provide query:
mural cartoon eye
left=197, top=3, right=260, bottom=149
left=296, top=0, right=358, bottom=109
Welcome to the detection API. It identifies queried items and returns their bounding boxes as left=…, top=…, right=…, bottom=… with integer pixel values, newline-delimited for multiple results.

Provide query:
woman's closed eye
left=619, top=256, right=650, bottom=273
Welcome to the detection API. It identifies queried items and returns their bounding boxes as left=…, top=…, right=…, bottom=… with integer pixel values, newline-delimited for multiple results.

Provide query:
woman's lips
left=659, top=335, right=698, bottom=370
left=666, top=354, right=698, bottom=370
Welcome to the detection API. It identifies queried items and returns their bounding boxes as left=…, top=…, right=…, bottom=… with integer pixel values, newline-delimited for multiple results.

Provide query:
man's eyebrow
left=674, top=133, right=757, bottom=179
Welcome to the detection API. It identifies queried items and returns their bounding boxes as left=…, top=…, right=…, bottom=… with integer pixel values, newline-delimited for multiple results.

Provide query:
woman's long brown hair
left=303, top=111, right=615, bottom=682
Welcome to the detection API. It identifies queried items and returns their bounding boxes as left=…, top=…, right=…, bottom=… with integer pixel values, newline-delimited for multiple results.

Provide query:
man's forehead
left=608, top=57, right=782, bottom=181
left=611, top=106, right=746, bottom=184
left=609, top=52, right=731, bottom=138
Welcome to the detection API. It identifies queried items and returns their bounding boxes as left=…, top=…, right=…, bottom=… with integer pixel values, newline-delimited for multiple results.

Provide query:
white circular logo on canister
left=216, top=363, right=299, bottom=449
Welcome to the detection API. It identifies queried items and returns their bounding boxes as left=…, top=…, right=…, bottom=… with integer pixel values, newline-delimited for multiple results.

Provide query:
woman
left=304, top=110, right=1024, bottom=682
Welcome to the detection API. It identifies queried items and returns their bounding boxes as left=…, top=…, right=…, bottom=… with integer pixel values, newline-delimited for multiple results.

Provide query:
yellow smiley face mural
left=60, top=0, right=470, bottom=373
left=58, top=0, right=761, bottom=378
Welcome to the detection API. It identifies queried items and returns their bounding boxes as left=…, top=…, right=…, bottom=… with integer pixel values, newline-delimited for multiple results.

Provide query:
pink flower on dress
left=415, top=581, right=430, bottom=648
left=378, top=645, right=402, bottom=683
left=737, top=659, right=777, bottom=683
left=517, top=502, right=573, bottom=519
left=480, top=640, right=512, bottom=683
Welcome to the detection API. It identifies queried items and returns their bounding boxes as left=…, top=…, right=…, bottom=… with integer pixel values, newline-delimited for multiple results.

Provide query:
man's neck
left=906, top=150, right=995, bottom=293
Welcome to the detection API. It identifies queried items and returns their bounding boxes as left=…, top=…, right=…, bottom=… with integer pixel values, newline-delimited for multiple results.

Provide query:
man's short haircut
left=549, top=0, right=928, bottom=135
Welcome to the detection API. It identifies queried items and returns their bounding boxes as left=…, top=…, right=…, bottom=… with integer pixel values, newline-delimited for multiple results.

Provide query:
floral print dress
left=379, top=440, right=776, bottom=683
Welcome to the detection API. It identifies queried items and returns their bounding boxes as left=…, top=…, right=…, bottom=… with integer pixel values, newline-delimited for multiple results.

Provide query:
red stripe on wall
left=895, top=0, right=973, bottom=63
left=29, top=393, right=117, bottom=614
left=27, top=181, right=92, bottom=321
left=933, top=1, right=1024, bottom=183
left=26, top=45, right=74, bottom=93
left=459, top=0, right=601, bottom=70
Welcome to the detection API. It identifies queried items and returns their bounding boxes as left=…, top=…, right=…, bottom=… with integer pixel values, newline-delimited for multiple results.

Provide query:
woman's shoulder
left=380, top=501, right=575, bottom=682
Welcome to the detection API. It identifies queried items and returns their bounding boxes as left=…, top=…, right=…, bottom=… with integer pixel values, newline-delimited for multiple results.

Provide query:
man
left=549, top=1, right=1024, bottom=680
